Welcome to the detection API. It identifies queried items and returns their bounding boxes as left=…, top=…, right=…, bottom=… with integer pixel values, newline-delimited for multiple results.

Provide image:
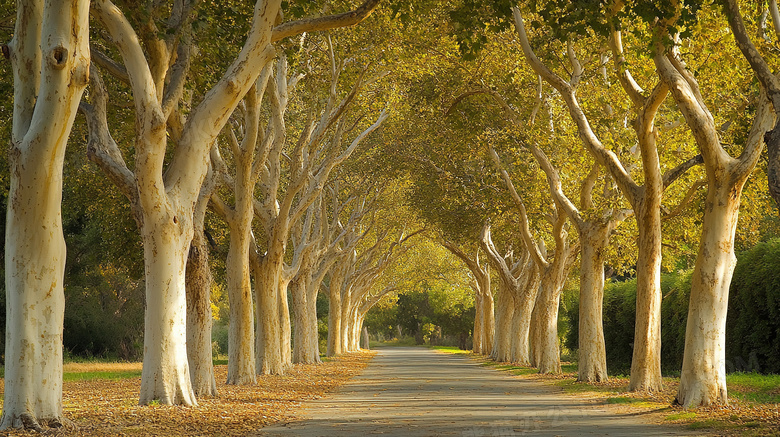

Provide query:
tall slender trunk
left=139, top=212, right=198, bottom=405
left=340, top=287, right=352, bottom=351
left=492, top=287, right=515, bottom=362
left=185, top=204, right=217, bottom=396
left=225, top=224, right=256, bottom=384
left=577, top=224, right=610, bottom=383
left=473, top=292, right=484, bottom=354
left=481, top=283, right=495, bottom=356
left=279, top=279, right=293, bottom=369
left=535, top=267, right=566, bottom=374
left=629, top=197, right=663, bottom=391
left=327, top=284, right=343, bottom=356
left=676, top=180, right=742, bottom=407
left=254, top=255, right=284, bottom=375
left=513, top=268, right=540, bottom=366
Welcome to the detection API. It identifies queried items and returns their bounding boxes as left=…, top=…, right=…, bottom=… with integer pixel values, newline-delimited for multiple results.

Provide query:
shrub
left=727, top=238, right=780, bottom=374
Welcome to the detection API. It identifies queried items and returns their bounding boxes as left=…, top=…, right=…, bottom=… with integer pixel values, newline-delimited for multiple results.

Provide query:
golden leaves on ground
left=0, top=351, right=374, bottom=436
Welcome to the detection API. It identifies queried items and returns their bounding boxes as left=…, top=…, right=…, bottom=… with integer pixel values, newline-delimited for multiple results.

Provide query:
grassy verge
left=433, top=348, right=780, bottom=436
left=0, top=351, right=375, bottom=436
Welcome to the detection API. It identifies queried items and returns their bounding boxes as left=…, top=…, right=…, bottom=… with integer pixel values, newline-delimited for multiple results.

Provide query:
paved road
left=258, top=347, right=696, bottom=436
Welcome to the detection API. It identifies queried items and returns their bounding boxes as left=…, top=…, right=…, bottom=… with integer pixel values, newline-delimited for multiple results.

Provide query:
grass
left=727, top=372, right=780, bottom=403
left=429, top=345, right=471, bottom=354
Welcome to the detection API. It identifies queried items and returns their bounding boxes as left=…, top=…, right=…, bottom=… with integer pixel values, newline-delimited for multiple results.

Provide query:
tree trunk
left=492, top=287, right=515, bottom=362
left=529, top=291, right=543, bottom=368
left=225, top=223, right=256, bottom=384
left=327, top=283, right=343, bottom=356
left=629, top=198, right=664, bottom=392
left=473, top=292, right=484, bottom=354
left=185, top=210, right=217, bottom=396
left=535, top=268, right=565, bottom=374
left=292, top=275, right=322, bottom=364
left=340, top=287, right=353, bottom=351
left=1, top=0, right=89, bottom=429
left=481, top=283, right=495, bottom=356
left=676, top=180, right=743, bottom=407
left=577, top=224, right=610, bottom=383
left=362, top=326, right=370, bottom=350
left=254, top=256, right=284, bottom=375
left=139, top=211, right=198, bottom=406
left=513, top=268, right=540, bottom=366
left=279, top=279, right=293, bottom=369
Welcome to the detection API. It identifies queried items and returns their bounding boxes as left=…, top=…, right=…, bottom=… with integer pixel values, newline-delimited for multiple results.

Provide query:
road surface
left=257, top=347, right=697, bottom=436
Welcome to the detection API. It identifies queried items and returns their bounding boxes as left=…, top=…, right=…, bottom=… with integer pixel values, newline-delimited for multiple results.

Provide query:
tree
left=1, top=0, right=90, bottom=430
left=656, top=1, right=774, bottom=407
left=480, top=224, right=539, bottom=365
left=441, top=239, right=494, bottom=355
left=83, top=0, right=381, bottom=404
left=490, top=147, right=578, bottom=374
left=513, top=7, right=702, bottom=390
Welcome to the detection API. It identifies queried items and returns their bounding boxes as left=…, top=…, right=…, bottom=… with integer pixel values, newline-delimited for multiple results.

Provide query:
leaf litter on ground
left=0, top=351, right=374, bottom=436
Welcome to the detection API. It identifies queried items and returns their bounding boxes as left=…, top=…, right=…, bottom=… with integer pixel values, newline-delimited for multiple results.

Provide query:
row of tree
left=410, top=0, right=780, bottom=411
left=4, top=0, right=780, bottom=431
left=0, top=0, right=433, bottom=430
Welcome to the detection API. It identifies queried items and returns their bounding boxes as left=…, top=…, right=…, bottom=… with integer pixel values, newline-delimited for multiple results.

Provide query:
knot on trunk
left=49, top=46, right=69, bottom=69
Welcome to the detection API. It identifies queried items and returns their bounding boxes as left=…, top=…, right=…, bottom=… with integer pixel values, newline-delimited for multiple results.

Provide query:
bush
left=727, top=238, right=780, bottom=374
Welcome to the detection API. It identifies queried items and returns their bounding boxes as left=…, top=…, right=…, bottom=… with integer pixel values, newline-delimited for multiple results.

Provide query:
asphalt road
left=257, top=347, right=697, bottom=436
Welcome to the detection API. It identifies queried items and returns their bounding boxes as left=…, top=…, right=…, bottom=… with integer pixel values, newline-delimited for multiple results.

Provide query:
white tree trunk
left=1, top=0, right=89, bottom=429
left=577, top=224, right=610, bottom=383
left=327, top=281, right=343, bottom=356
left=491, top=287, right=515, bottom=362
left=535, top=268, right=566, bottom=374
left=512, top=268, right=540, bottom=366
left=279, top=279, right=293, bottom=369
left=677, top=187, right=741, bottom=407
left=225, top=223, right=256, bottom=384
left=139, top=210, right=198, bottom=406
left=254, top=255, right=284, bottom=375
left=481, top=281, right=495, bottom=356
left=473, top=292, right=484, bottom=354
left=292, top=274, right=322, bottom=363
left=629, top=200, right=664, bottom=392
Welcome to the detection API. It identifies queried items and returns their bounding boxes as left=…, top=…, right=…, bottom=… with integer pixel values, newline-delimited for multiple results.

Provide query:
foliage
left=727, top=238, right=780, bottom=374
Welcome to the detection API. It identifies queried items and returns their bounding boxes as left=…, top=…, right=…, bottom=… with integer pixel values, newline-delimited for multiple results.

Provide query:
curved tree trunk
left=577, top=224, right=610, bottom=383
